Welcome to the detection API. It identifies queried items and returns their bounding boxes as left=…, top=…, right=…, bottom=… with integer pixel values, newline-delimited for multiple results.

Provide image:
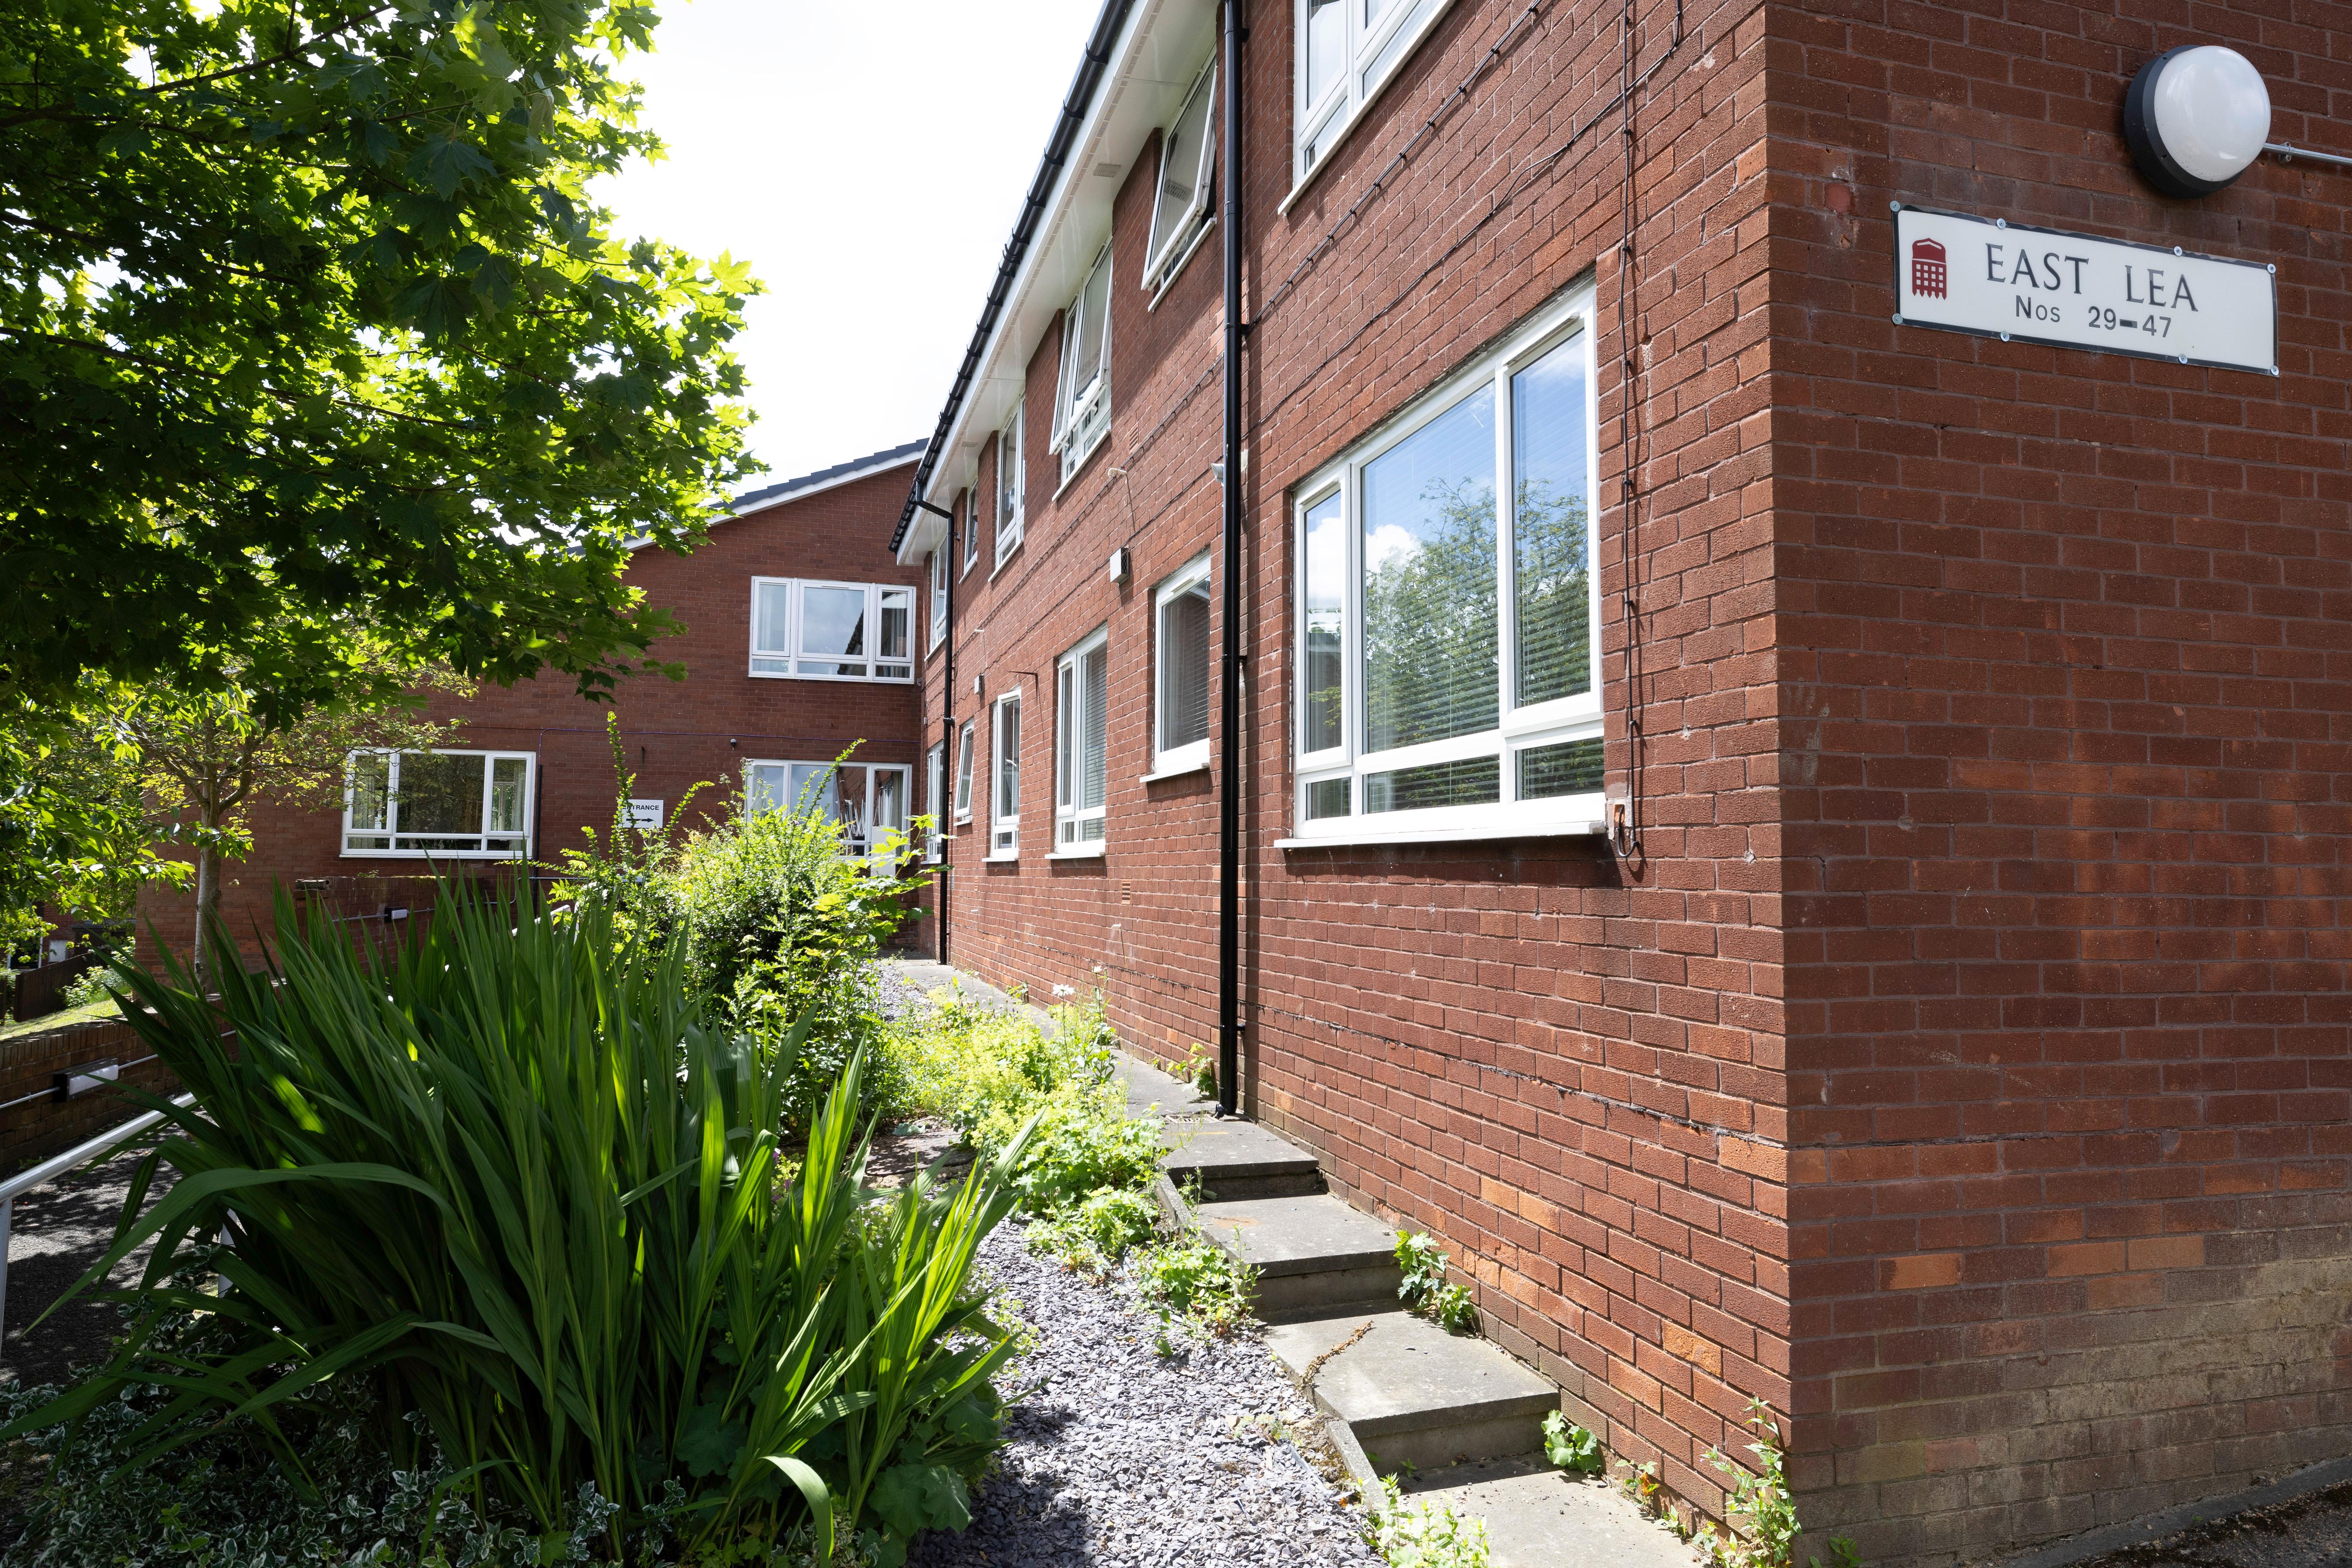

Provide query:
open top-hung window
left=1295, top=0, right=1451, bottom=181
left=1291, top=282, right=1600, bottom=844
left=344, top=750, right=534, bottom=857
left=1154, top=556, right=1211, bottom=774
left=954, top=719, right=976, bottom=822
left=996, top=412, right=1024, bottom=564
left=990, top=692, right=1022, bottom=857
left=1055, top=630, right=1109, bottom=851
left=1051, top=245, right=1112, bottom=482
left=746, top=759, right=909, bottom=859
left=1143, top=63, right=1216, bottom=292
left=929, top=545, right=948, bottom=649
left=750, top=578, right=913, bottom=682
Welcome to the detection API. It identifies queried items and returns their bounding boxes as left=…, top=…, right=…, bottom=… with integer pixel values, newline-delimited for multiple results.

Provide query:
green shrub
left=1026, top=1186, right=1161, bottom=1276
left=1542, top=1410, right=1604, bottom=1475
left=1396, top=1232, right=1477, bottom=1333
left=664, top=779, right=919, bottom=1132
left=1371, top=1475, right=1490, bottom=1568
left=1132, top=1234, right=1257, bottom=1337
left=4, top=886, right=1025, bottom=1568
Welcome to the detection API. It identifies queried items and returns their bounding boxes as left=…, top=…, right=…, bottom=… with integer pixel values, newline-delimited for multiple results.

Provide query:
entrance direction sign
left=1891, top=203, right=2277, bottom=375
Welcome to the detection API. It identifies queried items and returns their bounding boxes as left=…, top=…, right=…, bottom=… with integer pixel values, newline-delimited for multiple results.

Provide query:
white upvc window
left=1291, top=283, right=1601, bottom=841
left=1050, top=245, right=1113, bottom=482
left=964, top=483, right=981, bottom=574
left=996, top=413, right=1024, bottom=564
left=1153, top=555, right=1212, bottom=775
left=1294, top=0, right=1453, bottom=183
left=925, top=741, right=946, bottom=862
left=928, top=546, right=948, bottom=650
left=343, top=749, right=535, bottom=858
left=953, top=719, right=976, bottom=823
left=990, top=691, right=1022, bottom=858
left=745, top=758, right=910, bottom=859
left=749, top=578, right=914, bottom=683
left=1055, top=630, right=1110, bottom=852
left=1143, top=63, right=1216, bottom=291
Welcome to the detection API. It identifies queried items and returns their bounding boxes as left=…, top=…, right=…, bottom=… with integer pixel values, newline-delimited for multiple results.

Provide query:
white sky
left=597, top=0, right=1105, bottom=491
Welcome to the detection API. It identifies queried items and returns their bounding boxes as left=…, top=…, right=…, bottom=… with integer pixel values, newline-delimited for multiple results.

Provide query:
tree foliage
left=0, top=0, right=761, bottom=713
left=0, top=696, right=165, bottom=950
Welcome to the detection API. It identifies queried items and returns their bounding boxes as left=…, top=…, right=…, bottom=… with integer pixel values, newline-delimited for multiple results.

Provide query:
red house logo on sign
left=1910, top=237, right=1948, bottom=299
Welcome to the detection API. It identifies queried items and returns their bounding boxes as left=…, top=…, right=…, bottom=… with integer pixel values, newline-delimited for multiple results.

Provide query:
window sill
left=988, top=535, right=1024, bottom=583
left=1145, top=218, right=1215, bottom=312
left=747, top=669, right=916, bottom=685
left=1047, top=845, right=1106, bottom=860
left=1052, top=427, right=1112, bottom=502
left=1277, top=0, right=1463, bottom=219
left=1276, top=817, right=1607, bottom=851
left=983, top=851, right=1021, bottom=864
left=1140, top=757, right=1210, bottom=785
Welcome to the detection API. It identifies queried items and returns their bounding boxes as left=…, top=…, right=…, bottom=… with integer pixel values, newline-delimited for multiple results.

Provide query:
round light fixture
left=2124, top=45, right=2271, bottom=198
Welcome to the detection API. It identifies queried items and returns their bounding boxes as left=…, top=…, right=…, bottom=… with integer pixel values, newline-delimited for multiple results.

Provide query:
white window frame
left=995, top=413, right=1024, bottom=566
left=953, top=719, right=976, bottom=823
left=743, top=758, right=913, bottom=861
left=963, top=481, right=981, bottom=575
left=1293, top=0, right=1457, bottom=185
left=1152, top=554, right=1213, bottom=777
left=1288, top=282, right=1602, bottom=845
left=1143, top=62, right=1217, bottom=292
left=1050, top=245, right=1113, bottom=483
left=1054, top=629, right=1111, bottom=854
left=989, top=691, right=1022, bottom=859
left=928, top=545, right=948, bottom=651
left=748, top=578, right=916, bottom=683
left=341, top=749, right=536, bottom=858
left=925, top=741, right=946, bottom=862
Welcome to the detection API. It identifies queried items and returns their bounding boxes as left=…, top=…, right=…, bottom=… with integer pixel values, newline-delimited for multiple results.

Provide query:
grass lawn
left=0, top=997, right=118, bottom=1041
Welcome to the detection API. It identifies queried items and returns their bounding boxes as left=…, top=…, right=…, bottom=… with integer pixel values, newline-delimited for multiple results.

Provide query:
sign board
left=624, top=798, right=664, bottom=830
left=1892, top=204, right=2276, bottom=375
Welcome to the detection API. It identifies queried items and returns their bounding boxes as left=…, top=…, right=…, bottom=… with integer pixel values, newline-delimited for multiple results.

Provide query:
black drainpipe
left=914, top=498, right=956, bottom=968
left=1216, top=0, right=1246, bottom=1119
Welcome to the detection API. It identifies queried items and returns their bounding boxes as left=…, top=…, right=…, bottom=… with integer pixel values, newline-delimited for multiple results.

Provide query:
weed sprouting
left=1394, top=1232, right=1477, bottom=1333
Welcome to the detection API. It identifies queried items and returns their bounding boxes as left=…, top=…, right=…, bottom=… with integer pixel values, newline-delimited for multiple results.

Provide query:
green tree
left=0, top=698, right=164, bottom=953
left=0, top=0, right=760, bottom=716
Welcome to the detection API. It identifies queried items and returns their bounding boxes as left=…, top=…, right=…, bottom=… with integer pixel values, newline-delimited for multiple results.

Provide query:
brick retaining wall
left=0, top=1014, right=184, bottom=1178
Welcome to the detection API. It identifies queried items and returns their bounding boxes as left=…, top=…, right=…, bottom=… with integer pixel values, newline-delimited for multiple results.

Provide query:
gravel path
left=910, top=1223, right=1382, bottom=1568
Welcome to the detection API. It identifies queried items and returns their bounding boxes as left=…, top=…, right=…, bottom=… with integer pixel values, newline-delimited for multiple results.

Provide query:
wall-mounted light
left=2125, top=45, right=2271, bottom=198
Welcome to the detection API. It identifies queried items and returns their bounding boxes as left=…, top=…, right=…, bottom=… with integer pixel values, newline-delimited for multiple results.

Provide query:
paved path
left=1, top=1150, right=176, bottom=1389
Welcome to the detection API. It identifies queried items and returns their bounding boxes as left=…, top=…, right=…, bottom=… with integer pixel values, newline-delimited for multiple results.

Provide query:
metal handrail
left=0, top=1094, right=196, bottom=1339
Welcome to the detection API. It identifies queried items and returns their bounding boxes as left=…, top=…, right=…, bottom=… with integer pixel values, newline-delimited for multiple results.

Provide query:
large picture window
left=746, top=759, right=909, bottom=858
left=1290, top=284, right=1599, bottom=842
left=990, top=692, right=1022, bottom=857
left=1294, top=0, right=1452, bottom=182
left=343, top=749, right=534, bottom=857
left=1055, top=631, right=1109, bottom=851
left=1050, top=245, right=1112, bottom=482
left=750, top=579, right=913, bottom=682
left=996, top=412, right=1024, bottom=565
left=1154, top=556, right=1211, bottom=774
left=1144, top=63, right=1215, bottom=291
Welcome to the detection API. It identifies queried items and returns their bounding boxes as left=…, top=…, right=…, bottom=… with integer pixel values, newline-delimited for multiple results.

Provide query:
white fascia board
left=919, top=0, right=1216, bottom=514
left=897, top=509, right=948, bottom=565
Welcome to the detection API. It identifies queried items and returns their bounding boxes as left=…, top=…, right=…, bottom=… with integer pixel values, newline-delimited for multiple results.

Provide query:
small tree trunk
left=192, top=821, right=222, bottom=992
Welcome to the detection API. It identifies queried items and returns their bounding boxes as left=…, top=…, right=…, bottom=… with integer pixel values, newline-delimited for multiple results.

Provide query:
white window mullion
left=1494, top=358, right=1519, bottom=804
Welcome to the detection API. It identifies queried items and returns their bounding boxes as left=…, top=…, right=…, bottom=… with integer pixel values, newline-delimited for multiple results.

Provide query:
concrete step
left=1265, top=1310, right=1559, bottom=1475
left=1397, top=1455, right=1696, bottom=1568
left=1161, top=1118, right=1324, bottom=1201
left=1114, top=1050, right=1215, bottom=1121
left=1193, top=1193, right=1402, bottom=1321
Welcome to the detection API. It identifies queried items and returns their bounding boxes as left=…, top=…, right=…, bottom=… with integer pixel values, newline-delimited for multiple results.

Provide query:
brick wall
left=0, top=1015, right=184, bottom=1177
left=140, top=461, right=933, bottom=965
left=1772, top=1, right=2352, bottom=1559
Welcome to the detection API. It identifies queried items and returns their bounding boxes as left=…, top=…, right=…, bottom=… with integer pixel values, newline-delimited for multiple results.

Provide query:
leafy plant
left=1371, top=1474, right=1490, bottom=1568
left=1179, top=1041, right=1217, bottom=1099
left=1542, top=1411, right=1604, bottom=1475
left=3, top=883, right=1028, bottom=1566
left=1698, top=1398, right=1861, bottom=1568
left=1131, top=1234, right=1257, bottom=1338
left=1027, top=1186, right=1162, bottom=1277
left=1396, top=1231, right=1477, bottom=1333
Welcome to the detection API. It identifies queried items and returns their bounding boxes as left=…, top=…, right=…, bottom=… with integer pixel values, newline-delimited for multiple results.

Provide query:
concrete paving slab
left=1119, top=1051, right=1214, bottom=1120
left=1198, top=1193, right=1396, bottom=1277
left=1403, top=1456, right=1696, bottom=1568
left=1162, top=1117, right=1321, bottom=1199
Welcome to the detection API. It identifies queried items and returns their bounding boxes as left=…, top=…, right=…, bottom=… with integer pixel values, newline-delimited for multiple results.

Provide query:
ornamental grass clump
left=4, top=885, right=1027, bottom=1568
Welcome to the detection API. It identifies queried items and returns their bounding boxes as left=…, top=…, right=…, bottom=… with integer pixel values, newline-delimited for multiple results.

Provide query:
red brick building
left=141, top=442, right=930, bottom=962
left=895, top=0, right=2352, bottom=1559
